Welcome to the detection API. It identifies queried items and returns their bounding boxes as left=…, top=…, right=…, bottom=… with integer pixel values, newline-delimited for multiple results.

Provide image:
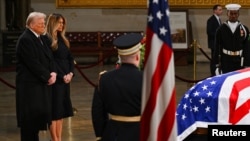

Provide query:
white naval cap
left=225, top=4, right=241, bottom=11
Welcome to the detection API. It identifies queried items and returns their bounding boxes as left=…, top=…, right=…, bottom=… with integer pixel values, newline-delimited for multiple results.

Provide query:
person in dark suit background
left=206, top=4, right=223, bottom=76
left=45, top=13, right=75, bottom=141
left=15, top=12, right=57, bottom=141
left=91, top=33, right=143, bottom=141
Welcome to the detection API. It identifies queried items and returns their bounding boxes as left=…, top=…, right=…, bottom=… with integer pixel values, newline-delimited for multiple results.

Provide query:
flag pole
left=192, top=39, right=202, bottom=85
left=190, top=39, right=197, bottom=85
left=193, top=39, right=197, bottom=84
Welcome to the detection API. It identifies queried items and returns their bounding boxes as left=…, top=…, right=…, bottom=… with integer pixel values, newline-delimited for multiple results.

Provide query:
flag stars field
left=177, top=68, right=250, bottom=140
left=148, top=15, right=153, bottom=22
left=210, top=80, right=216, bottom=85
left=205, top=106, right=211, bottom=112
left=206, top=91, right=213, bottom=97
left=156, top=11, right=163, bottom=20
left=159, top=27, right=167, bottom=35
left=202, top=85, right=208, bottom=90
left=199, top=98, right=205, bottom=104
left=193, top=91, right=200, bottom=96
left=184, top=93, right=189, bottom=99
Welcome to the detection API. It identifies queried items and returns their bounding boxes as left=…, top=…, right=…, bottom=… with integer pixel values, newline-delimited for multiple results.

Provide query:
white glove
left=215, top=67, right=222, bottom=75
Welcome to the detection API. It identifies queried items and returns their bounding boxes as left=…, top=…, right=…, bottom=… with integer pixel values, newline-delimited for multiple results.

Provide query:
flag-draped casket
left=176, top=68, right=250, bottom=140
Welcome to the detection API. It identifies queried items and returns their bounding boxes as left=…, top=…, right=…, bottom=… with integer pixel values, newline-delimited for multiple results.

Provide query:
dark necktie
left=218, top=18, right=222, bottom=25
left=38, top=36, right=43, bottom=45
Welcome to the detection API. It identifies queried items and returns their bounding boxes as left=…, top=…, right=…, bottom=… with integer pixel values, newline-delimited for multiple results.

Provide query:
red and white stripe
left=218, top=68, right=250, bottom=125
left=140, top=28, right=177, bottom=140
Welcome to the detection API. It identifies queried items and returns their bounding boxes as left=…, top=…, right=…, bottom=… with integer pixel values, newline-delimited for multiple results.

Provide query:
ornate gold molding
left=169, top=0, right=250, bottom=9
left=56, top=0, right=146, bottom=8
left=56, top=0, right=250, bottom=8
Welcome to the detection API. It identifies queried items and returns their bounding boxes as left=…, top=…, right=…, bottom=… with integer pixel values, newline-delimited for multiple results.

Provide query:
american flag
left=140, top=0, right=177, bottom=140
left=176, top=68, right=250, bottom=140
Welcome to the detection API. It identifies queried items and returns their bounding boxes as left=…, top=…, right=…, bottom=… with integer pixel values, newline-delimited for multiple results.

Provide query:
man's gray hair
left=26, top=12, right=46, bottom=28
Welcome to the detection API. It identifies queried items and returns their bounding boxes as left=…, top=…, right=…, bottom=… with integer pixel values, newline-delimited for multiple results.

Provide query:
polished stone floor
left=0, top=61, right=211, bottom=141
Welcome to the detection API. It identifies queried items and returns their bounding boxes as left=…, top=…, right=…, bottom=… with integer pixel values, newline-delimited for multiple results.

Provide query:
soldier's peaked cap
left=113, top=33, right=143, bottom=55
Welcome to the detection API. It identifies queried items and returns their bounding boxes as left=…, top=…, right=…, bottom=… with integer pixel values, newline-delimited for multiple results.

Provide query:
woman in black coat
left=45, top=13, right=75, bottom=141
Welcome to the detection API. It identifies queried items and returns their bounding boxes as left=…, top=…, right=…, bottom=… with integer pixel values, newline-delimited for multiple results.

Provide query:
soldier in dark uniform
left=213, top=3, right=250, bottom=74
left=91, top=33, right=143, bottom=141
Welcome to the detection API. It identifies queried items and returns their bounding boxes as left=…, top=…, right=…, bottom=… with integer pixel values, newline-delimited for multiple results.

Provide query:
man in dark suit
left=91, top=33, right=143, bottom=141
left=15, top=12, right=57, bottom=141
left=206, top=4, right=223, bottom=76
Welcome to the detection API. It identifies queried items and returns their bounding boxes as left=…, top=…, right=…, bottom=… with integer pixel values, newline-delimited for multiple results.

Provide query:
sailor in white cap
left=212, top=3, right=250, bottom=74
left=225, top=4, right=241, bottom=24
left=225, top=3, right=241, bottom=10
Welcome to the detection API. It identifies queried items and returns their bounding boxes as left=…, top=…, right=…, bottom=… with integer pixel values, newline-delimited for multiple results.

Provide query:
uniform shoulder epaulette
left=98, top=70, right=107, bottom=82
left=97, top=70, right=107, bottom=90
left=99, top=70, right=107, bottom=76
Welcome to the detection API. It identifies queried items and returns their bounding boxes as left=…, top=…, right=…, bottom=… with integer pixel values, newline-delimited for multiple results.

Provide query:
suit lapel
left=26, top=29, right=53, bottom=60
left=40, top=36, right=53, bottom=59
